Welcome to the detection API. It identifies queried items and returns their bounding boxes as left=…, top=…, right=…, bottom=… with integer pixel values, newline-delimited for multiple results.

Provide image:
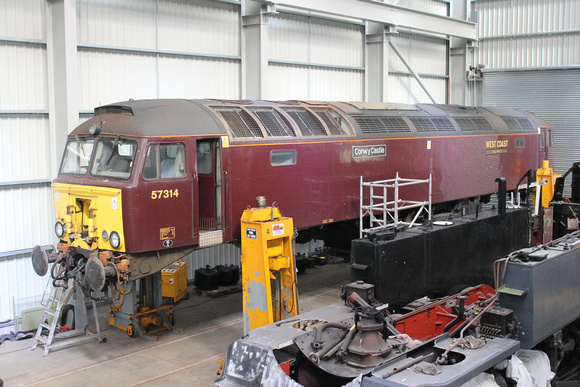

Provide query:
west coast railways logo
left=485, top=139, right=508, bottom=155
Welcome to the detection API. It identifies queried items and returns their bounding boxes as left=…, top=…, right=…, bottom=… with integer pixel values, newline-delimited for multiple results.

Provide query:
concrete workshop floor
left=0, top=263, right=350, bottom=386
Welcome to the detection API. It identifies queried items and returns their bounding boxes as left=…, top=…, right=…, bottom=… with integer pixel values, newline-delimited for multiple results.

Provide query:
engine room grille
left=282, top=107, right=327, bottom=136
left=212, top=107, right=263, bottom=138
left=354, top=116, right=411, bottom=134
left=502, top=117, right=535, bottom=131
left=454, top=118, right=493, bottom=132
left=250, top=108, right=296, bottom=137
left=410, top=117, right=456, bottom=132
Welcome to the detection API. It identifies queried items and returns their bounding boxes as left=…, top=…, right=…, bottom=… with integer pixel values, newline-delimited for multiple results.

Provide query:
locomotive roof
left=70, top=98, right=549, bottom=139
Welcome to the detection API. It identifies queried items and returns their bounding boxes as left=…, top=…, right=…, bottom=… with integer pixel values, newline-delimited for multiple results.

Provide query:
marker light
left=55, top=222, right=65, bottom=238
left=102, top=230, right=109, bottom=241
left=110, top=231, right=121, bottom=249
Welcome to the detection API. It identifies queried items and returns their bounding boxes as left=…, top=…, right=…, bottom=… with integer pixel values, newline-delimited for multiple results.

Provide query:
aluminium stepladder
left=31, top=279, right=104, bottom=356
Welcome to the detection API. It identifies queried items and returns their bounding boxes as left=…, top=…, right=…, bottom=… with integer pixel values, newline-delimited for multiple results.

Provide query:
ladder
left=31, top=281, right=72, bottom=356
left=31, top=280, right=104, bottom=356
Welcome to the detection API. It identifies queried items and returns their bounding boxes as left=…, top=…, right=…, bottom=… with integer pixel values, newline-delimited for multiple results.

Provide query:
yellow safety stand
left=241, top=198, right=298, bottom=335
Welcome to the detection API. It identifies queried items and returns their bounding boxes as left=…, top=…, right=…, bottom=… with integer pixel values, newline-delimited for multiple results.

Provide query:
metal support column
left=365, top=22, right=391, bottom=102
left=241, top=0, right=276, bottom=100
left=46, top=0, right=79, bottom=177
left=449, top=0, right=472, bottom=105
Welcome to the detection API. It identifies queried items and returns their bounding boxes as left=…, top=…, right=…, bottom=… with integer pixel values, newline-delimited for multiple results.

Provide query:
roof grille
left=410, top=117, right=456, bottom=132
left=212, top=107, right=263, bottom=138
left=354, top=116, right=411, bottom=134
left=282, top=108, right=327, bottom=136
left=454, top=118, right=493, bottom=131
left=502, top=117, right=535, bottom=131
left=250, top=108, right=296, bottom=137
left=312, top=108, right=352, bottom=135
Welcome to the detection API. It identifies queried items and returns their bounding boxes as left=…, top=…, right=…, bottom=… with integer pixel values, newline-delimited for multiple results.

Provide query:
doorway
left=197, top=139, right=221, bottom=232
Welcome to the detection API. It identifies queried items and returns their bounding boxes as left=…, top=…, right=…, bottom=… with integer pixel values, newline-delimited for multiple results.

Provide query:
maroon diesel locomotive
left=45, top=99, right=550, bottom=281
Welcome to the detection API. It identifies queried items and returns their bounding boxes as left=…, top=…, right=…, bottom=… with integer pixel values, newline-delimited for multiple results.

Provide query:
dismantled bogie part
left=33, top=242, right=123, bottom=293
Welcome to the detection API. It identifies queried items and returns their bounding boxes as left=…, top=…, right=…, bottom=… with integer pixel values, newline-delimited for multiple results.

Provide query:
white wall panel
left=476, top=0, right=577, bottom=36
left=0, top=43, right=48, bottom=110
left=77, top=0, right=157, bottom=48
left=0, top=184, right=55, bottom=251
left=268, top=64, right=309, bottom=100
left=157, top=0, right=240, bottom=56
left=0, top=115, right=51, bottom=181
left=0, top=0, right=50, bottom=323
left=386, top=32, right=447, bottom=104
left=479, top=34, right=580, bottom=69
left=268, top=64, right=363, bottom=101
left=269, top=14, right=309, bottom=63
left=388, top=33, right=447, bottom=75
left=77, top=0, right=242, bottom=108
left=309, top=67, right=364, bottom=101
left=78, top=49, right=158, bottom=110
left=309, top=18, right=363, bottom=68
left=158, top=56, right=240, bottom=99
left=387, top=75, right=446, bottom=104
left=474, top=0, right=580, bottom=69
left=0, top=252, right=51, bottom=323
left=270, top=13, right=364, bottom=68
left=268, top=13, right=364, bottom=100
left=0, top=0, right=46, bottom=40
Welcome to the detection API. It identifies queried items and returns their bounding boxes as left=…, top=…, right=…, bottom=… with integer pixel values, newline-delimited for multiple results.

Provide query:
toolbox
left=161, top=261, right=189, bottom=303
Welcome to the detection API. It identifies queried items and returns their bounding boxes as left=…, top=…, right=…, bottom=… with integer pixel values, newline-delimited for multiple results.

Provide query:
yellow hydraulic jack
left=241, top=197, right=299, bottom=335
left=536, top=160, right=561, bottom=208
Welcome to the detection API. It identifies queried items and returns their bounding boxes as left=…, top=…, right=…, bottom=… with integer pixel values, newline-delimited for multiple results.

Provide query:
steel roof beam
left=254, top=0, right=477, bottom=40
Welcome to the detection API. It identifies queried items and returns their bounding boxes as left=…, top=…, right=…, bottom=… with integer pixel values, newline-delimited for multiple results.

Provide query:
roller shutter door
left=483, top=68, right=580, bottom=184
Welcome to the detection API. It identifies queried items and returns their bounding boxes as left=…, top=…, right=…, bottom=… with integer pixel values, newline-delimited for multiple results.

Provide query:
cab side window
left=143, top=144, right=186, bottom=180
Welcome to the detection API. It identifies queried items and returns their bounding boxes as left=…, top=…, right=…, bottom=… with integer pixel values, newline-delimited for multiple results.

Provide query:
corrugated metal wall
left=473, top=0, right=580, bottom=178
left=184, top=244, right=241, bottom=281
left=77, top=0, right=241, bottom=110
left=475, top=0, right=579, bottom=69
left=483, top=68, right=580, bottom=181
left=387, top=32, right=448, bottom=103
left=0, top=0, right=52, bottom=322
left=268, top=13, right=364, bottom=101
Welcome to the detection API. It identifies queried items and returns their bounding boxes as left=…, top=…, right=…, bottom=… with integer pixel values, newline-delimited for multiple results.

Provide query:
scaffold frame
left=359, top=173, right=432, bottom=238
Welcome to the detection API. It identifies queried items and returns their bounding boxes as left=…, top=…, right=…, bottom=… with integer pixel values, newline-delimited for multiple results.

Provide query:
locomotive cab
left=50, top=100, right=228, bottom=284
left=55, top=136, right=226, bottom=249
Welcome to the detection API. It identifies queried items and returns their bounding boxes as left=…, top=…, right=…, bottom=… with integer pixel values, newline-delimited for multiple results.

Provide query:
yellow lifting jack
left=241, top=197, right=299, bottom=335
